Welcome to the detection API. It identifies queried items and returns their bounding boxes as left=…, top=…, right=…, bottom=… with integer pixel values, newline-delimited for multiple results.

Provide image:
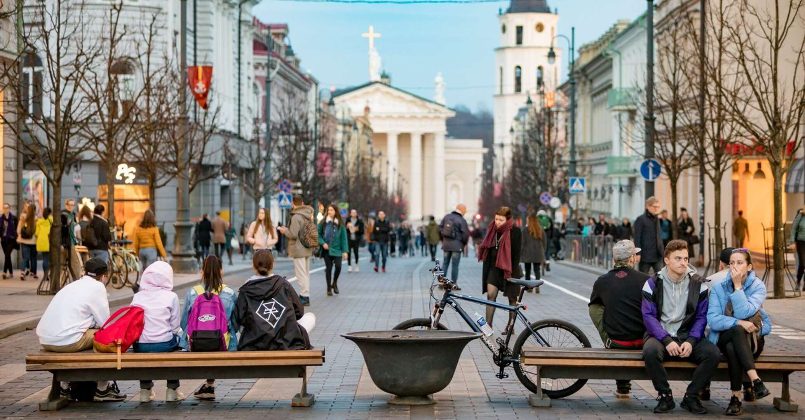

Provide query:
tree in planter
left=0, top=0, right=102, bottom=291
left=720, top=0, right=805, bottom=298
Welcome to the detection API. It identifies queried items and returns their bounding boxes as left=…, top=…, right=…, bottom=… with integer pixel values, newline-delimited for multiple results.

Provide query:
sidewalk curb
left=0, top=265, right=255, bottom=340
left=555, top=260, right=607, bottom=276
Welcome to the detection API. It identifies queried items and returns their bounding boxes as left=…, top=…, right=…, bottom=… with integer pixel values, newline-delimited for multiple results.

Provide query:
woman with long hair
left=77, top=205, right=92, bottom=245
left=133, top=209, right=167, bottom=271
left=17, top=203, right=37, bottom=280
left=521, top=214, right=546, bottom=292
left=477, top=206, right=522, bottom=330
left=318, top=204, right=348, bottom=296
left=180, top=255, right=238, bottom=400
left=246, top=208, right=277, bottom=251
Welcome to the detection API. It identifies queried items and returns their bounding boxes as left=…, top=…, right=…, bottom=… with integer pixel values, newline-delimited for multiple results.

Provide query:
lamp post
left=548, top=26, right=576, bottom=233
left=645, top=0, right=656, bottom=198
left=236, top=0, right=250, bottom=139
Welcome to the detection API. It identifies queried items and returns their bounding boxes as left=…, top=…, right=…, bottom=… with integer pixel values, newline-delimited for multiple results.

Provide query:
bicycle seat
left=507, top=278, right=544, bottom=289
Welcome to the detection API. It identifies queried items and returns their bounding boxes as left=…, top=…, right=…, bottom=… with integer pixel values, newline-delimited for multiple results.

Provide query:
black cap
left=719, top=247, right=736, bottom=265
left=84, top=258, right=108, bottom=277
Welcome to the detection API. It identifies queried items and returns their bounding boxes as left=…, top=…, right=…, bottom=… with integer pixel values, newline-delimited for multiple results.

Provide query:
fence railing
left=563, top=234, right=615, bottom=271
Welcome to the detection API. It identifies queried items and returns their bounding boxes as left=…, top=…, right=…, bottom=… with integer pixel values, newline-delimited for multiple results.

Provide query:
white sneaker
left=348, top=265, right=353, bottom=273
left=166, top=389, right=186, bottom=402
left=140, top=389, right=154, bottom=403
left=355, top=265, right=360, bottom=272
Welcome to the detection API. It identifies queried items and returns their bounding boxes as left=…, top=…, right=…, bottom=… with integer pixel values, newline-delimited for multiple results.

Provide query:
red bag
left=93, top=306, right=144, bottom=369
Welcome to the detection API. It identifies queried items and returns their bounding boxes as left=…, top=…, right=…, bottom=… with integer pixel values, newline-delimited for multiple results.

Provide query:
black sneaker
left=653, top=393, right=675, bottom=413
left=681, top=394, right=707, bottom=415
left=300, top=296, right=310, bottom=306
left=699, top=388, right=710, bottom=401
left=725, top=395, right=743, bottom=416
left=752, top=379, right=770, bottom=400
left=194, top=384, right=215, bottom=400
left=94, top=382, right=126, bottom=402
left=743, top=382, right=755, bottom=402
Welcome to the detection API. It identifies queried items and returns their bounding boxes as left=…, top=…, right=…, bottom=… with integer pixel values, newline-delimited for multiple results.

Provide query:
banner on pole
left=188, top=66, right=213, bottom=109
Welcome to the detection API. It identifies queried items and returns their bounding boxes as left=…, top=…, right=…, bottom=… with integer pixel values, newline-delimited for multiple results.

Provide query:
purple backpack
left=186, top=286, right=228, bottom=351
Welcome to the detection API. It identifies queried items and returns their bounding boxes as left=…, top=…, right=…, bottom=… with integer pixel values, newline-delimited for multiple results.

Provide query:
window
left=499, top=67, right=503, bottom=95
left=536, top=66, right=544, bottom=88
left=514, top=66, right=522, bottom=93
left=515, top=26, right=523, bottom=45
left=110, top=60, right=136, bottom=119
left=22, top=52, right=43, bottom=120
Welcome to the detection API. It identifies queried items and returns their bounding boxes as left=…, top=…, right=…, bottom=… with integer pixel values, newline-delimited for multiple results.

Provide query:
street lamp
left=548, top=26, right=576, bottom=233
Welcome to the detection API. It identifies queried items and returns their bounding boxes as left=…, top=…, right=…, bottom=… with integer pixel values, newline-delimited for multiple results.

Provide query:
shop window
left=98, top=184, right=150, bottom=240
left=514, top=66, right=522, bottom=93
left=22, top=52, right=43, bottom=120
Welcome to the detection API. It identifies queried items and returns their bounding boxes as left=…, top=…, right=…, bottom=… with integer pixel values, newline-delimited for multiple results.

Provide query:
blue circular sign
left=640, top=159, right=662, bottom=181
left=539, top=192, right=552, bottom=205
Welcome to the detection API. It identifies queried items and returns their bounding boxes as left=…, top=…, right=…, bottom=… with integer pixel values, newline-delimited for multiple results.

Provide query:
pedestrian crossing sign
left=569, top=177, right=586, bottom=194
left=278, top=192, right=293, bottom=209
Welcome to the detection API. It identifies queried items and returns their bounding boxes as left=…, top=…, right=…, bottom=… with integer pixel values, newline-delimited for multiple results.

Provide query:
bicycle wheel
left=393, top=317, right=448, bottom=330
left=109, top=253, right=128, bottom=289
left=512, top=319, right=591, bottom=399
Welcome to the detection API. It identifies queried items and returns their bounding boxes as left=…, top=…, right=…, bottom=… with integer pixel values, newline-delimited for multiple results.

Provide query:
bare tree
left=721, top=0, right=805, bottom=298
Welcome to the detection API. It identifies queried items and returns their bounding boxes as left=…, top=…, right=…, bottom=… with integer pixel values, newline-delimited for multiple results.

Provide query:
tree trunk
left=48, top=182, right=63, bottom=293
left=148, top=173, right=157, bottom=211
left=671, top=178, right=679, bottom=240
left=772, top=163, right=785, bottom=298
left=106, top=163, right=116, bottom=227
left=713, top=173, right=724, bottom=252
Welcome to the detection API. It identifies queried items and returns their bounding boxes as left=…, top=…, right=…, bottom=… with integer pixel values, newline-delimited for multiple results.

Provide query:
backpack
left=20, top=222, right=33, bottom=240
left=82, top=222, right=98, bottom=248
left=299, top=216, right=319, bottom=249
left=93, top=306, right=144, bottom=369
left=186, top=285, right=228, bottom=352
left=440, top=220, right=457, bottom=240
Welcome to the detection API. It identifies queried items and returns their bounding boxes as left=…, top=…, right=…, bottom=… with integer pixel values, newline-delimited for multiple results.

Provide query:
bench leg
left=39, top=375, right=68, bottom=411
left=774, top=373, right=799, bottom=412
left=528, top=367, right=551, bottom=408
left=292, top=367, right=315, bottom=407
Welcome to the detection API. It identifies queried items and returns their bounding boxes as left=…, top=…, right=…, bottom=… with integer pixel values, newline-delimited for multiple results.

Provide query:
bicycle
left=107, top=239, right=141, bottom=289
left=394, top=260, right=591, bottom=399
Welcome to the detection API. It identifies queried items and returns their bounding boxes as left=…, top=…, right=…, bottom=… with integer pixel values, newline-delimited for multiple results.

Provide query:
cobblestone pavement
left=0, top=252, right=804, bottom=419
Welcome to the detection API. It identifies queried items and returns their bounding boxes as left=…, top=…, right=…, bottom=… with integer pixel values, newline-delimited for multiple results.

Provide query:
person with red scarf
left=477, top=207, right=522, bottom=330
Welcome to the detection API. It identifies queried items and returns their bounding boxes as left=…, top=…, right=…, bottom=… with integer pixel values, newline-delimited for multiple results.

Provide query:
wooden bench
left=521, top=348, right=805, bottom=412
left=26, top=349, right=325, bottom=411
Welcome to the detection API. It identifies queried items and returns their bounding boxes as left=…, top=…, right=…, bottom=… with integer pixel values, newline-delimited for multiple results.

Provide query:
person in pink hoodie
left=131, top=261, right=184, bottom=402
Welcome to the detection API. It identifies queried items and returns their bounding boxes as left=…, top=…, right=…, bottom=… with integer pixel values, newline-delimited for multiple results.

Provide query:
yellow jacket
left=35, top=216, right=53, bottom=252
left=132, top=226, right=167, bottom=257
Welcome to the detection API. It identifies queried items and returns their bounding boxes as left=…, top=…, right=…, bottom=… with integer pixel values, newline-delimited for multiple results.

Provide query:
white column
left=433, top=132, right=446, bottom=216
left=410, top=132, right=422, bottom=220
left=386, top=132, right=398, bottom=193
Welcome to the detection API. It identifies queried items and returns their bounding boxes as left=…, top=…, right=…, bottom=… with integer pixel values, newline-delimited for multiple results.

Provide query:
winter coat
left=87, top=215, right=112, bottom=251
left=133, top=226, right=167, bottom=257
left=707, top=270, right=771, bottom=345
left=196, top=218, right=213, bottom=246
left=641, top=267, right=709, bottom=346
left=180, top=283, right=239, bottom=351
left=371, top=219, right=391, bottom=243
left=318, top=219, right=348, bottom=257
left=246, top=221, right=278, bottom=250
left=131, top=261, right=180, bottom=344
left=233, top=274, right=311, bottom=350
left=0, top=212, right=17, bottom=241
left=212, top=216, right=228, bottom=244
left=520, top=226, right=547, bottom=264
left=346, top=217, right=365, bottom=242
left=633, top=210, right=664, bottom=263
left=440, top=211, right=470, bottom=252
left=425, top=221, right=440, bottom=245
left=35, top=216, right=52, bottom=252
left=286, top=205, right=315, bottom=258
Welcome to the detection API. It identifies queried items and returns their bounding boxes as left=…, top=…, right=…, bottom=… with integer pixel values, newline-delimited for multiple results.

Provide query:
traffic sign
left=569, top=177, right=586, bottom=194
left=278, top=179, right=293, bottom=193
left=640, top=159, right=662, bottom=182
left=277, top=192, right=293, bottom=209
left=549, top=197, right=561, bottom=209
left=338, top=202, right=349, bottom=218
left=539, top=192, right=552, bottom=205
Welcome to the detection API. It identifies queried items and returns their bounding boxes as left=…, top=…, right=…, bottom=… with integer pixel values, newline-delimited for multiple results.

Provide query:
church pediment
left=333, top=82, right=455, bottom=119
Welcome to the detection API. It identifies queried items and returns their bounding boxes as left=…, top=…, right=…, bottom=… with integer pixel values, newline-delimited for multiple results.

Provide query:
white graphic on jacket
left=256, top=299, right=286, bottom=329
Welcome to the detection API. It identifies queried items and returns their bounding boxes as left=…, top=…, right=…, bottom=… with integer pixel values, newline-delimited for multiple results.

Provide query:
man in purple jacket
left=641, top=239, right=719, bottom=415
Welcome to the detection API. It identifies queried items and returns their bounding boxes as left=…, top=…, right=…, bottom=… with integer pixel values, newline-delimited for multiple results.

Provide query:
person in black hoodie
left=233, top=250, right=315, bottom=351
left=372, top=211, right=391, bottom=272
left=633, top=197, right=664, bottom=275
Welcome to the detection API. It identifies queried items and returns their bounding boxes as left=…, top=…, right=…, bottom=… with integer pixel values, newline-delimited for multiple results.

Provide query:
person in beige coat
left=246, top=208, right=278, bottom=251
left=212, top=211, right=228, bottom=260
left=278, top=196, right=314, bottom=306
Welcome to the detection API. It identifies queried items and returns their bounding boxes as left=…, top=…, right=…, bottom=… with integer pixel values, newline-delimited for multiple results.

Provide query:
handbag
left=689, top=234, right=700, bottom=245
left=230, top=237, right=239, bottom=249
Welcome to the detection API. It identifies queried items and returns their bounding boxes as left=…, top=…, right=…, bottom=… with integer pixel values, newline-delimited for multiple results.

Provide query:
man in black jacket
left=87, top=205, right=112, bottom=263
left=346, top=209, right=365, bottom=273
left=440, top=204, right=470, bottom=290
left=372, top=211, right=391, bottom=272
left=633, top=197, right=664, bottom=274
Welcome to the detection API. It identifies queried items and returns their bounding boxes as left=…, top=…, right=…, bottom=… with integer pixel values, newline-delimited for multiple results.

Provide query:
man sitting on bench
left=35, top=258, right=126, bottom=402
left=589, top=240, right=649, bottom=398
left=641, top=239, right=720, bottom=415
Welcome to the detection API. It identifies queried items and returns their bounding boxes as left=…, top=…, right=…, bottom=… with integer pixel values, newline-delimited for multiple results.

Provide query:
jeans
left=368, top=243, right=376, bottom=262
left=642, top=337, right=720, bottom=395
left=89, top=249, right=109, bottom=264
left=323, top=254, right=342, bottom=290
left=638, top=260, right=663, bottom=275
left=1, top=238, right=14, bottom=275
left=443, top=250, right=461, bottom=283
left=200, top=244, right=210, bottom=259
left=524, top=263, right=541, bottom=280
left=40, top=251, right=49, bottom=276
left=374, top=242, right=388, bottom=269
left=21, top=244, right=37, bottom=275
left=139, top=247, right=158, bottom=271
left=348, top=240, right=360, bottom=265
left=214, top=242, right=224, bottom=259
left=429, top=244, right=437, bottom=261
left=717, top=325, right=765, bottom=391
left=134, top=335, right=180, bottom=390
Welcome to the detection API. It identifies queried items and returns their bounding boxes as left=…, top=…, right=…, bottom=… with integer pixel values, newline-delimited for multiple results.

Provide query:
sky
left=253, top=0, right=647, bottom=112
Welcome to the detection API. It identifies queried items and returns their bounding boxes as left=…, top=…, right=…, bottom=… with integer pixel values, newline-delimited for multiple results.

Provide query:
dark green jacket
left=317, top=220, right=348, bottom=257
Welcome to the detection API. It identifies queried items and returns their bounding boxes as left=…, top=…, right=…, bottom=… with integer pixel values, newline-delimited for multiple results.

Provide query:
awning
left=786, top=159, right=805, bottom=193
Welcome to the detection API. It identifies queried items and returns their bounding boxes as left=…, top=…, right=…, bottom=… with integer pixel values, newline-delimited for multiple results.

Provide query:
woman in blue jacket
left=707, top=248, right=772, bottom=416
left=318, top=204, right=348, bottom=296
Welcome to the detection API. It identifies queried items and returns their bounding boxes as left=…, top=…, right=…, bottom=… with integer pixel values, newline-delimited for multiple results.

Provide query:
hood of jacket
left=292, top=205, right=314, bottom=219
left=139, top=261, right=174, bottom=291
left=240, top=274, right=286, bottom=300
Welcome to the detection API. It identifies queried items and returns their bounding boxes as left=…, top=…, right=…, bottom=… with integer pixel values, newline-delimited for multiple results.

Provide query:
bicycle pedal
left=495, top=372, right=509, bottom=379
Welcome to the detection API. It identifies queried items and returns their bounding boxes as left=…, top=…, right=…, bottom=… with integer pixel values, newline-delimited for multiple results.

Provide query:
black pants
left=214, top=243, right=224, bottom=259
left=797, top=241, right=805, bottom=289
left=638, top=260, right=663, bottom=275
left=643, top=337, right=720, bottom=395
left=348, top=240, right=360, bottom=265
left=323, top=254, right=342, bottom=289
left=428, top=244, right=437, bottom=261
left=1, top=239, right=14, bottom=275
left=524, top=263, right=541, bottom=280
left=717, top=325, right=765, bottom=391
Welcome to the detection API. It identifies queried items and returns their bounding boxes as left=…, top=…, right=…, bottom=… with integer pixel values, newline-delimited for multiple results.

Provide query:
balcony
left=607, top=88, right=638, bottom=111
left=607, top=156, right=638, bottom=177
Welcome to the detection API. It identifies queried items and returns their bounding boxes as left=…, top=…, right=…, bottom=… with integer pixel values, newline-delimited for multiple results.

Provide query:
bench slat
left=519, top=357, right=805, bottom=371
left=522, top=348, right=805, bottom=365
left=27, top=358, right=325, bottom=371
left=26, top=350, right=324, bottom=365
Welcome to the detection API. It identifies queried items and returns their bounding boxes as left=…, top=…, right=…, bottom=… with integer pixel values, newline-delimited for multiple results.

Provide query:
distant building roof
left=507, top=0, right=551, bottom=13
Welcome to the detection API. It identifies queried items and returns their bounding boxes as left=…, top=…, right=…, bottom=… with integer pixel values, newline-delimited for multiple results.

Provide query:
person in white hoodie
left=131, top=261, right=184, bottom=402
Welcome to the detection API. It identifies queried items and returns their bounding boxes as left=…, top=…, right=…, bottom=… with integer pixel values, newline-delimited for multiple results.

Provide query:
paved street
left=1, top=252, right=805, bottom=419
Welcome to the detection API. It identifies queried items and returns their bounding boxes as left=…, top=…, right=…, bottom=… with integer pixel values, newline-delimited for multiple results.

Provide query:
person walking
left=659, top=210, right=672, bottom=247
left=678, top=207, right=696, bottom=259
left=224, top=224, right=236, bottom=265
left=733, top=210, right=749, bottom=248
left=425, top=216, right=440, bottom=261
left=0, top=203, right=18, bottom=279
left=60, top=199, right=80, bottom=279
left=371, top=211, right=391, bottom=272
left=86, top=205, right=112, bottom=263
left=790, top=208, right=805, bottom=290
left=521, top=214, right=546, bottom=293
left=345, top=209, right=364, bottom=272
left=616, top=218, right=633, bottom=241
left=245, top=208, right=278, bottom=252
left=633, top=197, right=664, bottom=275
left=478, top=207, right=522, bottom=331
left=17, top=203, right=37, bottom=280
left=133, top=209, right=167, bottom=271
left=440, top=204, right=470, bottom=289
left=277, top=196, right=314, bottom=306
left=365, top=217, right=376, bottom=264
left=239, top=222, right=249, bottom=259
left=196, top=214, right=212, bottom=259
left=36, top=208, right=53, bottom=281
left=318, top=204, right=348, bottom=296
left=212, top=211, right=228, bottom=260
left=77, top=205, right=93, bottom=245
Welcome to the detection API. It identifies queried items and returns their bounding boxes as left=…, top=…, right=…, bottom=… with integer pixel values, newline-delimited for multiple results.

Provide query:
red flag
left=188, top=66, right=213, bottom=109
